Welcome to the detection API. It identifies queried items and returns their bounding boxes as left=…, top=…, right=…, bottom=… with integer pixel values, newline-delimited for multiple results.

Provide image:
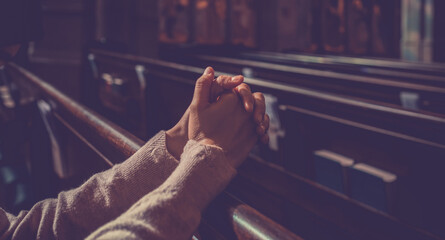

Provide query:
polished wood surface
left=92, top=49, right=445, bottom=146
left=82, top=49, right=445, bottom=239
left=6, top=62, right=302, bottom=240
left=241, top=51, right=445, bottom=75
left=163, top=51, right=445, bottom=114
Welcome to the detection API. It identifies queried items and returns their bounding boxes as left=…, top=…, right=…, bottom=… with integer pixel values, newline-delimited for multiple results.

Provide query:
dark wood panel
left=29, top=0, right=88, bottom=100
left=433, top=0, right=445, bottom=62
left=371, top=0, right=401, bottom=57
left=256, top=0, right=313, bottom=52
left=194, top=0, right=226, bottom=45
left=29, top=62, right=81, bottom=100
left=159, top=0, right=191, bottom=44
left=87, top=54, right=148, bottom=139
left=158, top=0, right=403, bottom=57
left=347, top=0, right=372, bottom=55
left=321, top=0, right=346, bottom=53
left=229, top=0, right=256, bottom=47
left=41, top=0, right=84, bottom=13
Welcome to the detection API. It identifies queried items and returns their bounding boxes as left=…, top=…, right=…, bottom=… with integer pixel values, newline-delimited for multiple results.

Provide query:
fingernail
left=231, top=76, right=240, bottom=82
left=245, top=103, right=252, bottom=113
left=232, top=75, right=244, bottom=82
left=204, top=67, right=212, bottom=75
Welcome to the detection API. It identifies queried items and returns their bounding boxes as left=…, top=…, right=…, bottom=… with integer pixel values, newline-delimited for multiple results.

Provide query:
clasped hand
left=166, top=67, right=269, bottom=168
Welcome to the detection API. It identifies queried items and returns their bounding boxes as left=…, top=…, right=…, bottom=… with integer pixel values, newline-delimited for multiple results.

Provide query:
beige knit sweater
left=0, top=131, right=236, bottom=240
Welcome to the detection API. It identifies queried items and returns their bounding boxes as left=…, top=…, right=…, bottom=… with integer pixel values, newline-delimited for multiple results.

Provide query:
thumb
left=210, top=75, right=244, bottom=102
left=192, top=67, right=214, bottom=109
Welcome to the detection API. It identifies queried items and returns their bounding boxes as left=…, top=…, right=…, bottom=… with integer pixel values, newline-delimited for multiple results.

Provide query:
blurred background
left=20, top=0, right=443, bottom=100
left=1, top=1, right=445, bottom=240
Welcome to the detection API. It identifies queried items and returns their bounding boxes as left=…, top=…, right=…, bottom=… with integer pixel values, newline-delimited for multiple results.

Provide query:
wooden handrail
left=6, top=62, right=303, bottom=240
left=85, top=51, right=445, bottom=239
left=165, top=51, right=445, bottom=115
left=240, top=52, right=445, bottom=84
left=90, top=50, right=445, bottom=148
left=7, top=63, right=142, bottom=165
left=87, top=50, right=445, bottom=239
left=242, top=51, right=445, bottom=75
left=91, top=49, right=445, bottom=122
left=194, top=55, right=445, bottom=92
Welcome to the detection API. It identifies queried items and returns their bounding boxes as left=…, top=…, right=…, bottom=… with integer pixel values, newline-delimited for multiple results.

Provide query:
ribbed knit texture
left=86, top=140, right=236, bottom=240
left=0, top=131, right=236, bottom=240
left=0, top=131, right=179, bottom=239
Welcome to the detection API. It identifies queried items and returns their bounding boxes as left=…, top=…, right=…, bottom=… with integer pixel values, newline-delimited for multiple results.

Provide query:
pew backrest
left=85, top=49, right=445, bottom=240
left=242, top=51, right=445, bottom=77
left=87, top=53, right=148, bottom=139
left=184, top=54, right=445, bottom=114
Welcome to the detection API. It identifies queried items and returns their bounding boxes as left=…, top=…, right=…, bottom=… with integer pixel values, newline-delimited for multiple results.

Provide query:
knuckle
left=254, top=94, right=266, bottom=107
left=253, top=92, right=264, bottom=100
left=252, top=93, right=259, bottom=102
left=197, top=74, right=212, bottom=85
left=239, top=83, right=251, bottom=91
left=258, top=93, right=266, bottom=102
left=239, top=83, right=247, bottom=88
left=224, top=76, right=233, bottom=85
left=239, top=88, right=250, bottom=97
left=189, top=104, right=199, bottom=112
left=216, top=75, right=224, bottom=83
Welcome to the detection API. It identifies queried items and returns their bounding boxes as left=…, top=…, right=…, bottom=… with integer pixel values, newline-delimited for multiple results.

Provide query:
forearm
left=87, top=140, right=236, bottom=240
left=0, top=131, right=179, bottom=240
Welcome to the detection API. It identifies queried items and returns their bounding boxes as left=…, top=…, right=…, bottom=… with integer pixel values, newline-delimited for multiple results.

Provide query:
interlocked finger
left=235, top=83, right=254, bottom=113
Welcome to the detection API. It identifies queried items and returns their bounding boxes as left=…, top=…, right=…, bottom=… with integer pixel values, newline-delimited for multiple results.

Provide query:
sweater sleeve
left=86, top=139, right=237, bottom=240
left=0, top=131, right=179, bottom=240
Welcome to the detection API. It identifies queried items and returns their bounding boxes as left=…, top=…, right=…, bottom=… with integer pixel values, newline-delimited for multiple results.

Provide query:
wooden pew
left=168, top=53, right=445, bottom=114
left=240, top=51, right=445, bottom=78
left=5, top=62, right=302, bottom=240
left=86, top=53, right=148, bottom=139
left=87, top=51, right=444, bottom=239
left=84, top=49, right=445, bottom=240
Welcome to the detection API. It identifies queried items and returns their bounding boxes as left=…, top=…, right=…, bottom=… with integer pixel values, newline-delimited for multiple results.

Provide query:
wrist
left=198, top=138, right=218, bottom=148
left=166, top=127, right=188, bottom=160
